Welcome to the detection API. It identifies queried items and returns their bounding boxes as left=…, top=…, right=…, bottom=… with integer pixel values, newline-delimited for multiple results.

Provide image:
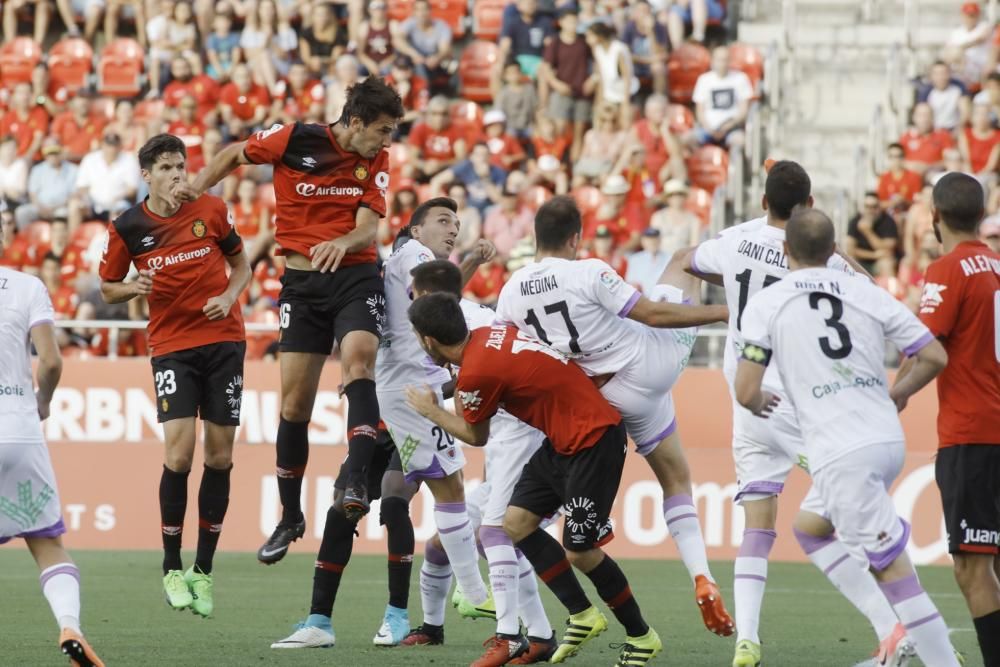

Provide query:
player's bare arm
left=100, top=269, right=155, bottom=304
left=404, top=384, right=491, bottom=446
left=173, top=141, right=252, bottom=202
left=889, top=338, right=948, bottom=412
left=309, top=205, right=380, bottom=273
left=29, top=322, right=62, bottom=422
left=679, top=245, right=723, bottom=286
left=733, top=349, right=781, bottom=418
left=203, top=249, right=252, bottom=321
left=627, top=296, right=728, bottom=329
left=458, top=239, right=497, bottom=285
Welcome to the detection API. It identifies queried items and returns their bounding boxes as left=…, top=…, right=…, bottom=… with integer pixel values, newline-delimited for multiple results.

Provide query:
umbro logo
left=302, top=156, right=317, bottom=169
left=141, top=235, right=155, bottom=247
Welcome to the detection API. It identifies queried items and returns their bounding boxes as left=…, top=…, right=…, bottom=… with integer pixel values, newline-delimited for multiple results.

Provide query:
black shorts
left=936, top=444, right=1000, bottom=555
left=278, top=263, right=385, bottom=355
left=509, top=422, right=627, bottom=552
left=334, top=428, right=402, bottom=502
left=151, top=341, right=246, bottom=425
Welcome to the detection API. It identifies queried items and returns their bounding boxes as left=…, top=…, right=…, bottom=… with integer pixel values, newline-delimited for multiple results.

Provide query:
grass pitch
left=0, top=550, right=981, bottom=666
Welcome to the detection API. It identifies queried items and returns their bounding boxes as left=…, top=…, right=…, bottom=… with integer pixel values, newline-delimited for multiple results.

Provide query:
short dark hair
left=138, top=134, right=186, bottom=171
left=408, top=293, right=468, bottom=345
left=588, top=21, right=616, bottom=41
left=339, top=76, right=405, bottom=127
left=764, top=160, right=811, bottom=220
left=932, top=172, right=985, bottom=233
left=863, top=190, right=879, bottom=201
left=42, top=251, right=61, bottom=265
left=411, top=259, right=463, bottom=298
left=410, top=197, right=458, bottom=229
left=988, top=72, right=1000, bottom=84
left=785, top=209, right=836, bottom=265
left=535, top=195, right=581, bottom=250
left=887, top=142, right=904, bottom=153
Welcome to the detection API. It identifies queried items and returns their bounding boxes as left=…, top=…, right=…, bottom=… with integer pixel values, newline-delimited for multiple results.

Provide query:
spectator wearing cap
left=163, top=56, right=221, bottom=125
left=623, top=1, right=669, bottom=95
left=573, top=102, right=626, bottom=185
left=898, top=102, right=956, bottom=175
left=0, top=136, right=28, bottom=206
left=356, top=0, right=396, bottom=76
left=393, top=0, right=454, bottom=83
left=15, top=138, right=78, bottom=231
left=431, top=142, right=507, bottom=215
left=274, top=62, right=326, bottom=125
left=0, top=82, right=49, bottom=159
left=498, top=0, right=555, bottom=83
left=219, top=63, right=272, bottom=139
left=877, top=142, right=924, bottom=212
left=300, top=2, right=348, bottom=75
left=846, top=191, right=899, bottom=277
left=205, top=10, right=242, bottom=81
left=68, top=131, right=139, bottom=231
left=944, top=2, right=991, bottom=86
left=649, top=178, right=701, bottom=254
left=167, top=95, right=207, bottom=164
left=51, top=96, right=107, bottom=162
left=495, top=61, right=540, bottom=140
left=386, top=56, right=429, bottom=130
left=689, top=45, right=752, bottom=148
left=626, top=227, right=670, bottom=293
left=980, top=216, right=1000, bottom=253
left=483, top=186, right=535, bottom=259
left=483, top=110, right=527, bottom=171
left=539, top=4, right=593, bottom=160
left=408, top=96, right=470, bottom=180
left=916, top=61, right=970, bottom=131
left=580, top=224, right=629, bottom=277
left=626, top=94, right=687, bottom=184
left=667, top=0, right=725, bottom=46
left=586, top=174, right=643, bottom=251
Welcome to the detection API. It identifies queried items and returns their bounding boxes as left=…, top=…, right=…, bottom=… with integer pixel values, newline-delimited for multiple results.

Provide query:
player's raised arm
left=626, top=296, right=728, bottom=328
left=29, top=321, right=62, bottom=422
left=175, top=139, right=254, bottom=202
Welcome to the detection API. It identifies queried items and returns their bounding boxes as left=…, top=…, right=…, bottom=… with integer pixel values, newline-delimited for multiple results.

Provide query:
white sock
left=40, top=563, right=81, bottom=633
left=480, top=525, right=520, bottom=635
left=516, top=549, right=553, bottom=639
left=794, top=528, right=898, bottom=640
left=420, top=542, right=452, bottom=627
left=663, top=494, right=712, bottom=581
left=879, top=574, right=960, bottom=667
left=733, top=529, right=776, bottom=644
left=434, top=502, right=487, bottom=605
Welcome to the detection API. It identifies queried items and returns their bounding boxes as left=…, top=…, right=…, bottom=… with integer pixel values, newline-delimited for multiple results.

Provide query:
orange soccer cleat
left=695, top=574, right=735, bottom=636
left=59, top=628, right=104, bottom=667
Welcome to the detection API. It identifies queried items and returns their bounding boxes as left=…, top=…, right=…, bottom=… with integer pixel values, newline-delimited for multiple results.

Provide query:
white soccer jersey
left=0, top=268, right=53, bottom=444
left=692, top=217, right=854, bottom=391
left=740, top=267, right=933, bottom=471
left=496, top=257, right=642, bottom=376
left=376, top=239, right=451, bottom=391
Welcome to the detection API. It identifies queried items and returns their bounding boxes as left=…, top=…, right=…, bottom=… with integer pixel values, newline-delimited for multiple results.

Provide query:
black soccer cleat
left=342, top=476, right=370, bottom=522
left=399, top=624, right=445, bottom=646
left=257, top=517, right=306, bottom=564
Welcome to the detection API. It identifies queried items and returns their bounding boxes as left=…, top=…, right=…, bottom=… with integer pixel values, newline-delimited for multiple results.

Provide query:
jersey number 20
left=809, top=293, right=852, bottom=359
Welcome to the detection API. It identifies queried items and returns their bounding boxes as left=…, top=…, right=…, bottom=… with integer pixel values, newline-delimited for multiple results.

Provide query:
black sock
left=515, top=529, right=590, bottom=615
left=973, top=609, right=1000, bottom=667
left=194, top=464, right=231, bottom=575
left=343, top=379, right=379, bottom=478
left=582, top=555, right=648, bottom=638
left=159, top=466, right=190, bottom=574
left=276, top=418, right=309, bottom=523
left=310, top=507, right=357, bottom=617
left=381, top=496, right=414, bottom=609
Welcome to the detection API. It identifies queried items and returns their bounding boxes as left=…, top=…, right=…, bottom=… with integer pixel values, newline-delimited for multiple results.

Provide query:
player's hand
left=203, top=294, right=235, bottom=320
left=36, top=393, right=50, bottom=421
left=310, top=238, right=350, bottom=273
left=750, top=391, right=781, bottom=418
left=889, top=387, right=909, bottom=413
left=133, top=269, right=154, bottom=297
left=170, top=180, right=201, bottom=203
left=405, top=384, right=440, bottom=418
left=470, top=239, right=497, bottom=264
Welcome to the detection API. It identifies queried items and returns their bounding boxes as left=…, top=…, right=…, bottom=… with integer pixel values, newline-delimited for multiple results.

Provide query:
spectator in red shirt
left=274, top=62, right=326, bottom=125
left=482, top=110, right=526, bottom=171
left=407, top=96, right=470, bottom=180
left=585, top=174, right=643, bottom=252
left=385, top=55, right=428, bottom=130
left=219, top=64, right=272, bottom=138
left=0, top=82, right=49, bottom=158
left=39, top=252, right=79, bottom=349
left=105, top=99, right=148, bottom=153
left=462, top=258, right=507, bottom=307
left=0, top=204, right=32, bottom=271
left=378, top=180, right=417, bottom=252
left=959, top=103, right=1000, bottom=175
left=167, top=95, right=207, bottom=164
left=613, top=144, right=660, bottom=230
left=163, top=56, right=221, bottom=125
left=877, top=142, right=924, bottom=212
left=30, top=62, right=68, bottom=118
left=51, top=96, right=107, bottom=162
left=625, top=94, right=687, bottom=184
left=581, top=224, right=629, bottom=278
left=531, top=115, right=571, bottom=162
left=898, top=102, right=956, bottom=175
left=232, top=177, right=274, bottom=263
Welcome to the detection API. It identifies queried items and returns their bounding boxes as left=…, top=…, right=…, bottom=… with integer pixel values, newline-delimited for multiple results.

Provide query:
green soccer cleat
left=612, top=627, right=663, bottom=666
left=454, top=587, right=496, bottom=620
left=184, top=566, right=214, bottom=617
left=732, top=639, right=761, bottom=667
left=550, top=606, right=608, bottom=663
left=163, top=570, right=193, bottom=610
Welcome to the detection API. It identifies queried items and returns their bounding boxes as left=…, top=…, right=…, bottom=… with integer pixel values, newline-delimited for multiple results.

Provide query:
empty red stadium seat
left=134, top=99, right=165, bottom=123
left=473, top=0, right=506, bottom=41
left=685, top=146, right=729, bottom=193
left=572, top=185, right=603, bottom=218
left=451, top=99, right=484, bottom=128
left=48, top=38, right=94, bottom=95
left=430, top=0, right=467, bottom=37
left=684, top=186, right=713, bottom=226
left=24, top=221, right=51, bottom=246
left=728, top=42, right=764, bottom=95
left=667, top=43, right=710, bottom=105
left=97, top=39, right=144, bottom=98
left=0, top=37, right=43, bottom=87
left=666, top=104, right=695, bottom=135
left=387, top=0, right=414, bottom=23
left=459, top=41, right=499, bottom=103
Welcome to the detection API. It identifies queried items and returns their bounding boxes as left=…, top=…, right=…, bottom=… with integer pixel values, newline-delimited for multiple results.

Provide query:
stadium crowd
left=2, top=0, right=749, bottom=358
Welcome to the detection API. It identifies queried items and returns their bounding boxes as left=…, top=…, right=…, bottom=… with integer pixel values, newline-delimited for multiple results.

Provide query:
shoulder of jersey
left=720, top=216, right=767, bottom=237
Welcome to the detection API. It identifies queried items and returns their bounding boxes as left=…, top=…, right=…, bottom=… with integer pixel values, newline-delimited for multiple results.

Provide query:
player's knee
left=566, top=548, right=602, bottom=571
left=502, top=508, right=536, bottom=543
left=953, top=554, right=994, bottom=590
left=379, top=496, right=410, bottom=527
left=280, top=400, right=313, bottom=423
left=164, top=453, right=193, bottom=473
left=203, top=449, right=232, bottom=469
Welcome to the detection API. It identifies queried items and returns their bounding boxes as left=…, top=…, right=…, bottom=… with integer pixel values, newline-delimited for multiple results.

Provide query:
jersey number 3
left=809, top=293, right=852, bottom=359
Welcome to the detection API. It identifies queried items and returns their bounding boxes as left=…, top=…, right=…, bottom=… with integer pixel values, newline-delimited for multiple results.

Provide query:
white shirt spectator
left=692, top=69, right=754, bottom=132
left=593, top=40, right=639, bottom=104
left=0, top=157, right=27, bottom=202
left=948, top=20, right=992, bottom=82
left=926, top=84, right=966, bottom=130
left=76, top=149, right=139, bottom=213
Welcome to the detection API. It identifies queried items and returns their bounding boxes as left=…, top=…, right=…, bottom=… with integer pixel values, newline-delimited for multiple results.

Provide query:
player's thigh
left=277, top=269, right=337, bottom=356
left=563, top=423, right=627, bottom=552
left=0, top=442, right=65, bottom=543
left=279, top=351, right=328, bottom=421
left=732, top=399, right=800, bottom=503
left=481, top=428, right=547, bottom=526
left=508, top=441, right=565, bottom=530
left=379, top=389, right=465, bottom=485
left=936, top=444, right=1000, bottom=557
left=196, top=341, right=246, bottom=428
left=151, top=349, right=202, bottom=424
left=642, top=428, right=692, bottom=489
left=330, top=263, right=385, bottom=354
left=162, top=418, right=198, bottom=470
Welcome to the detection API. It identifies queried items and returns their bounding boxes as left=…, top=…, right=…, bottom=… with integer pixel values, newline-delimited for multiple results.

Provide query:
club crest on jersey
left=192, top=220, right=207, bottom=238
left=458, top=389, right=482, bottom=411
left=353, top=165, right=369, bottom=181
left=161, top=398, right=169, bottom=412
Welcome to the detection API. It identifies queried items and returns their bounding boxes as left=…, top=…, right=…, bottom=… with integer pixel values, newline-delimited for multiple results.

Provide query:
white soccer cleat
left=270, top=623, right=336, bottom=649
left=372, top=605, right=410, bottom=646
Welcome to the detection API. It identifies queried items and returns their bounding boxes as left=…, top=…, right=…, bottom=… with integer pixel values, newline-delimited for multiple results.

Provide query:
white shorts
left=0, top=442, right=65, bottom=544
left=812, top=442, right=909, bottom=571
left=600, top=284, right=697, bottom=454
left=474, top=417, right=546, bottom=526
left=378, top=388, right=465, bottom=484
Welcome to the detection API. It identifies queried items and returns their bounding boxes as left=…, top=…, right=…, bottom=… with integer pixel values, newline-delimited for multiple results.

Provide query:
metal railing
left=869, top=103, right=885, bottom=181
